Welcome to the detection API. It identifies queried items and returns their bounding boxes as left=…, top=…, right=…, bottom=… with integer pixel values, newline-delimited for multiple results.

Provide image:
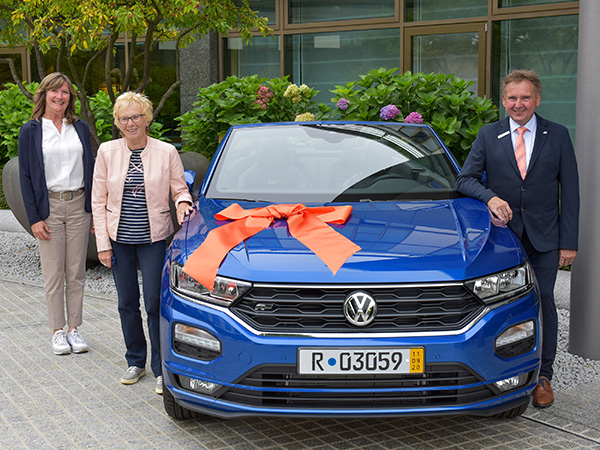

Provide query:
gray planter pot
left=2, top=151, right=210, bottom=261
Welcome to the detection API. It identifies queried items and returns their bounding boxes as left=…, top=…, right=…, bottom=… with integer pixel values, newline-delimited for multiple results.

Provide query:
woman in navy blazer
left=18, top=72, right=95, bottom=356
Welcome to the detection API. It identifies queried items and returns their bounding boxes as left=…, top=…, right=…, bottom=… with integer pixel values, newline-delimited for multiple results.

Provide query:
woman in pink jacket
left=92, top=92, right=192, bottom=395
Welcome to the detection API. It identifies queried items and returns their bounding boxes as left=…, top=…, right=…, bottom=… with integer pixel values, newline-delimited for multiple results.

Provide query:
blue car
left=161, top=122, right=540, bottom=419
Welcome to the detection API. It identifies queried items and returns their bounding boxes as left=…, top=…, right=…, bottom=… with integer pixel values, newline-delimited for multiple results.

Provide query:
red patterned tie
left=515, top=126, right=527, bottom=179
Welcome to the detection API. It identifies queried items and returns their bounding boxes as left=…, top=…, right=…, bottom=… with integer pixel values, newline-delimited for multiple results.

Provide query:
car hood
left=182, top=197, right=524, bottom=284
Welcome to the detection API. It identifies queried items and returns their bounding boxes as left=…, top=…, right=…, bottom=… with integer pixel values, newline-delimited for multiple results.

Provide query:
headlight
left=169, top=261, right=251, bottom=307
left=465, top=263, right=533, bottom=304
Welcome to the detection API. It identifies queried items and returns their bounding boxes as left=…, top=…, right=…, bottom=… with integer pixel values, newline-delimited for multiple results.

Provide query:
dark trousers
left=111, top=239, right=166, bottom=378
left=521, top=231, right=559, bottom=381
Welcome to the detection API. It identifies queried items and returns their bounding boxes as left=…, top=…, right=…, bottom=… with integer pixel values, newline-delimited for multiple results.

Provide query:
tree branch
left=32, top=41, right=47, bottom=80
left=66, top=48, right=101, bottom=151
left=137, top=16, right=161, bottom=94
left=81, top=48, right=105, bottom=89
left=104, top=30, right=120, bottom=104
left=153, top=28, right=192, bottom=117
left=0, top=58, right=33, bottom=100
left=154, top=80, right=182, bottom=118
left=56, top=39, right=65, bottom=73
left=122, top=31, right=138, bottom=92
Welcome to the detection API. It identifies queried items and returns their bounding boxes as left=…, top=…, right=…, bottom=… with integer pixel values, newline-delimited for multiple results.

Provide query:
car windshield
left=206, top=123, right=460, bottom=203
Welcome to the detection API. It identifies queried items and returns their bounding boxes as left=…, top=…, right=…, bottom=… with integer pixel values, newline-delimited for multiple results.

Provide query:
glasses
left=118, top=113, right=145, bottom=125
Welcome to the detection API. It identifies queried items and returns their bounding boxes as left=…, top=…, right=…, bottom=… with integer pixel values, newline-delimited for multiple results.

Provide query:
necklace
left=44, top=116, right=63, bottom=125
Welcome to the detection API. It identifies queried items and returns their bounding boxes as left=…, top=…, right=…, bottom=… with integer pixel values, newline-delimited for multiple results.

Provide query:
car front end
left=160, top=122, right=541, bottom=419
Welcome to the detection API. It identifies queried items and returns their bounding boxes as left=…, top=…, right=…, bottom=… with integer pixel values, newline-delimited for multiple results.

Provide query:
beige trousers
left=38, top=192, right=91, bottom=329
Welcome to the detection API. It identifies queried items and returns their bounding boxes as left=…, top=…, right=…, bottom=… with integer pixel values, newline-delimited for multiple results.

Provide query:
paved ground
left=1, top=278, right=600, bottom=449
left=1, top=211, right=600, bottom=449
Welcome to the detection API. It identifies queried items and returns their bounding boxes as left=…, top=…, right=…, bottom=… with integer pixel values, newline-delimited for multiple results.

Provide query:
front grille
left=231, top=284, right=484, bottom=333
left=217, top=364, right=496, bottom=409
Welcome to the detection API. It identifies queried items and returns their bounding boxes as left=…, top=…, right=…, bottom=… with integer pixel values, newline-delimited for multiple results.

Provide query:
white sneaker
left=52, top=330, right=71, bottom=355
left=121, top=366, right=146, bottom=385
left=67, top=329, right=89, bottom=353
left=155, top=376, right=163, bottom=395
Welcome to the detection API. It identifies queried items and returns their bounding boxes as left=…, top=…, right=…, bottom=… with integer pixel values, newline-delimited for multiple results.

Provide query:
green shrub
left=0, top=83, right=37, bottom=166
left=86, top=90, right=115, bottom=143
left=180, top=70, right=497, bottom=164
left=0, top=169, right=8, bottom=209
left=330, top=68, right=498, bottom=163
left=178, top=75, right=330, bottom=159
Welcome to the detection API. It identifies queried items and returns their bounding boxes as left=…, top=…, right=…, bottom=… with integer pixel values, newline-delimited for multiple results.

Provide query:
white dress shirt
left=41, top=118, right=85, bottom=192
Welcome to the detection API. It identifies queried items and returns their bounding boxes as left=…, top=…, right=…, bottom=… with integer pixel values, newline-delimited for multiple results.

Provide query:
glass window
left=411, top=32, right=480, bottom=94
left=30, top=48, right=111, bottom=94
left=132, top=42, right=180, bottom=142
left=223, top=35, right=281, bottom=79
left=284, top=29, right=400, bottom=103
left=498, top=0, right=577, bottom=7
left=289, top=0, right=395, bottom=24
left=405, top=0, right=488, bottom=22
left=237, top=0, right=276, bottom=25
left=492, top=15, right=578, bottom=141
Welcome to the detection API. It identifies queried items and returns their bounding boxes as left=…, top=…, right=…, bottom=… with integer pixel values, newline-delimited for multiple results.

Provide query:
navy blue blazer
left=456, top=114, right=579, bottom=253
left=18, top=118, right=95, bottom=226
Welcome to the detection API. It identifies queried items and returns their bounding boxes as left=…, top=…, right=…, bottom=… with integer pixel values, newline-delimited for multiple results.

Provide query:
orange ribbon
left=183, top=203, right=361, bottom=291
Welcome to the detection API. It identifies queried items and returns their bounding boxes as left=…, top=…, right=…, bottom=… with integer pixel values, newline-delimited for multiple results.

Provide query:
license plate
left=297, top=347, right=424, bottom=375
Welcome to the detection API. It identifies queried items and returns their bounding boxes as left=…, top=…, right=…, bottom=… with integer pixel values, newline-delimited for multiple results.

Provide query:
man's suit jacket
left=18, top=118, right=95, bottom=226
left=456, top=114, right=579, bottom=253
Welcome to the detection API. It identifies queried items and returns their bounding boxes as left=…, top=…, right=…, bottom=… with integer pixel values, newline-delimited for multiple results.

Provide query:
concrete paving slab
left=0, top=278, right=600, bottom=449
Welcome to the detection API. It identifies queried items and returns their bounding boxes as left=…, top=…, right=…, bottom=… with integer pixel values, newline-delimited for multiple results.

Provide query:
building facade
left=182, top=0, right=579, bottom=141
left=2, top=1, right=580, bottom=142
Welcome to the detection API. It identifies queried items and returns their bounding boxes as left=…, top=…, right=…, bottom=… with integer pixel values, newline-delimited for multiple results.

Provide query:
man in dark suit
left=457, top=69, right=579, bottom=408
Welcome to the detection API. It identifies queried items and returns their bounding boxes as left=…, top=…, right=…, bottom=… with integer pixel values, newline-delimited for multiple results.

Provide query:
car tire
left=163, top=382, right=203, bottom=420
left=492, top=399, right=529, bottom=419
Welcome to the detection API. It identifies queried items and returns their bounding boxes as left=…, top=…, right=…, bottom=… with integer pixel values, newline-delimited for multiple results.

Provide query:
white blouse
left=41, top=118, right=85, bottom=192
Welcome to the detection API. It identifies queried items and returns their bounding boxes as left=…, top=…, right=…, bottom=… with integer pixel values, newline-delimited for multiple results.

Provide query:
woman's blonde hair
left=31, top=72, right=78, bottom=123
left=113, top=91, right=154, bottom=129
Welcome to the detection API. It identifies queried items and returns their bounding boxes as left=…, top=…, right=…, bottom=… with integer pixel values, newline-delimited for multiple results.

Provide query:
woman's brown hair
left=31, top=72, right=78, bottom=124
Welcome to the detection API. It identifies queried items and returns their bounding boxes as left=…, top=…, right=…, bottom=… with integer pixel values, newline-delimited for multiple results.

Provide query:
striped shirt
left=116, top=148, right=151, bottom=243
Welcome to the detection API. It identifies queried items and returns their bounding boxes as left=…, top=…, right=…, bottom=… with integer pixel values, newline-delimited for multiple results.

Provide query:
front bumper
left=160, top=278, right=541, bottom=418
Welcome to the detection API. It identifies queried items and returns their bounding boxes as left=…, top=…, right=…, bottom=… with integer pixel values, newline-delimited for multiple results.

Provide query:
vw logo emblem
left=343, top=291, right=377, bottom=327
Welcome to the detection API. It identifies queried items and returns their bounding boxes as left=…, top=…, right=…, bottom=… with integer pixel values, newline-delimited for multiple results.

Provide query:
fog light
left=179, top=375, right=221, bottom=395
left=175, top=324, right=221, bottom=351
left=494, top=373, right=529, bottom=392
left=495, top=320, right=536, bottom=358
left=173, top=324, right=221, bottom=360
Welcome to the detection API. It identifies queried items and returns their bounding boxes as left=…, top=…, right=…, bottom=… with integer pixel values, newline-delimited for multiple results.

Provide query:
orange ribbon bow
left=183, top=203, right=361, bottom=291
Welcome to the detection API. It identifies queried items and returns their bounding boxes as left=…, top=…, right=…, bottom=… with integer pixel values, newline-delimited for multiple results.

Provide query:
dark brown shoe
left=532, top=376, right=554, bottom=408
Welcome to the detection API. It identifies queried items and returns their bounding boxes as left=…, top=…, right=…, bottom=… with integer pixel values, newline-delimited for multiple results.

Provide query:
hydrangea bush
left=330, top=68, right=498, bottom=163
left=178, top=75, right=329, bottom=159
left=179, top=68, right=497, bottom=163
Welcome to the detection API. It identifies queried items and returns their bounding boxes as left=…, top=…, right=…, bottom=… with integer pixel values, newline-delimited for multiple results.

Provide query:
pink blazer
left=92, top=137, right=193, bottom=252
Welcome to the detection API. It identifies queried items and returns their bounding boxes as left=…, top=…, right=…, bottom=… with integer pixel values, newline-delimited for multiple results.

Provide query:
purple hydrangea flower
left=404, top=112, right=423, bottom=124
left=336, top=98, right=349, bottom=111
left=380, top=104, right=400, bottom=120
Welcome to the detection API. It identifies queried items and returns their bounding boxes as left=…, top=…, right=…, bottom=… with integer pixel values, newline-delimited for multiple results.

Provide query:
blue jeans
left=111, top=240, right=166, bottom=378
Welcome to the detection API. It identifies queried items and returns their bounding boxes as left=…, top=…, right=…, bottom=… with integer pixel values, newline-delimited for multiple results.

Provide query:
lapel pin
left=543, top=131, right=548, bottom=135
left=497, top=131, right=510, bottom=139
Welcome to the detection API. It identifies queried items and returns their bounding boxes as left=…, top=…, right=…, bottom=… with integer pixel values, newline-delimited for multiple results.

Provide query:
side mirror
left=185, top=170, right=196, bottom=194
